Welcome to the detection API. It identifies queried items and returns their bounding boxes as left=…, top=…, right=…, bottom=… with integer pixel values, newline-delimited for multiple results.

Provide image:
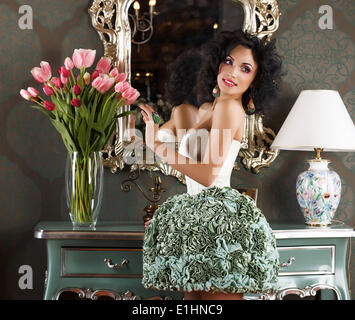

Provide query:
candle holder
left=129, top=0, right=156, bottom=45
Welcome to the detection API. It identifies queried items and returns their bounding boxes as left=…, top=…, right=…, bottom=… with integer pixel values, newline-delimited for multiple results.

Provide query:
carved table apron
left=34, top=221, right=355, bottom=300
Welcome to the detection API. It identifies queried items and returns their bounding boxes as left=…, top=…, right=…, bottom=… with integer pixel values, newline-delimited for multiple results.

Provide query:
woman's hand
left=144, top=219, right=151, bottom=228
left=127, top=113, right=136, bottom=141
left=138, top=104, right=160, bottom=150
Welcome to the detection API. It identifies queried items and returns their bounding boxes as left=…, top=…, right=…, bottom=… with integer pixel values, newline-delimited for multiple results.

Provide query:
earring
left=247, top=99, right=256, bottom=113
left=212, top=85, right=220, bottom=98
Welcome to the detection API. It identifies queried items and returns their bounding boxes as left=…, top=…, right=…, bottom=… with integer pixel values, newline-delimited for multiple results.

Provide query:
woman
left=138, top=30, right=283, bottom=300
left=159, top=48, right=202, bottom=143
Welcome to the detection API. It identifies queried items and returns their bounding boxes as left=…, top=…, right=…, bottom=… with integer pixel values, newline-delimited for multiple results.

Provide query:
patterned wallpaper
left=0, top=0, right=354, bottom=299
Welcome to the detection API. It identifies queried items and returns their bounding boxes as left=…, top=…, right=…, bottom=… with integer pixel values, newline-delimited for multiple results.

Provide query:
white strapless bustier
left=157, top=129, right=177, bottom=143
left=177, top=129, right=241, bottom=195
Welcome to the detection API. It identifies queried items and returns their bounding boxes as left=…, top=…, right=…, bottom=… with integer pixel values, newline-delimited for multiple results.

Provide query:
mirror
left=89, top=0, right=281, bottom=180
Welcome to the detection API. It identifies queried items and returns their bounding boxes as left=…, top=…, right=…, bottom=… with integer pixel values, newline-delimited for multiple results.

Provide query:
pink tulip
left=123, top=88, right=140, bottom=105
left=64, top=57, right=74, bottom=70
left=52, top=77, right=63, bottom=89
left=27, top=87, right=39, bottom=97
left=83, top=72, right=91, bottom=85
left=92, top=74, right=115, bottom=94
left=44, top=100, right=55, bottom=111
left=60, top=66, right=71, bottom=78
left=110, top=68, right=127, bottom=83
left=114, top=81, right=130, bottom=93
left=73, top=84, right=82, bottom=95
left=31, top=61, right=52, bottom=83
left=122, top=87, right=136, bottom=99
left=71, top=98, right=81, bottom=108
left=96, top=57, right=112, bottom=74
left=43, top=85, right=54, bottom=96
left=125, top=92, right=140, bottom=105
left=109, top=67, right=119, bottom=79
left=20, top=89, right=32, bottom=100
left=91, top=70, right=101, bottom=82
left=116, top=73, right=127, bottom=83
left=72, top=49, right=96, bottom=69
left=60, top=73, right=68, bottom=86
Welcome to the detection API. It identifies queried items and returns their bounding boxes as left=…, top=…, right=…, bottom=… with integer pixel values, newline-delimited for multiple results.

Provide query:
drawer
left=278, top=245, right=335, bottom=276
left=61, top=247, right=142, bottom=278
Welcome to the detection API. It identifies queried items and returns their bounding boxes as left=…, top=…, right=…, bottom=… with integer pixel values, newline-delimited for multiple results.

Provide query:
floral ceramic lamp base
left=296, top=159, right=341, bottom=226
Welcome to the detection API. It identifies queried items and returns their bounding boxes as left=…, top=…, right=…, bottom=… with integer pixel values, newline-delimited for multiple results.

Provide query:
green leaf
left=81, top=86, right=89, bottom=104
left=88, top=99, right=97, bottom=127
left=74, top=107, right=81, bottom=136
left=78, top=118, right=88, bottom=155
left=89, top=135, right=101, bottom=153
left=80, top=102, right=89, bottom=121
left=96, top=119, right=116, bottom=151
left=50, top=118, right=78, bottom=152
left=102, top=98, right=121, bottom=130
left=91, top=122, right=104, bottom=134
left=96, top=132, right=107, bottom=151
left=115, top=110, right=135, bottom=118
left=51, top=95, right=74, bottom=120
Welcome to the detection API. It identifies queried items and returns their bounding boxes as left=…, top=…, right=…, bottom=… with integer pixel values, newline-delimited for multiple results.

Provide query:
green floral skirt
left=142, top=186, right=279, bottom=294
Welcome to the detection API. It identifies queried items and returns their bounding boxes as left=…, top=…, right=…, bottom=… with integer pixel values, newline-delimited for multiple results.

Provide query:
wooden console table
left=34, top=221, right=355, bottom=300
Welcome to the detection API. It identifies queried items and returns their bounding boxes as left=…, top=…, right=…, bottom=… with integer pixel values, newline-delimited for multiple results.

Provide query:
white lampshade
left=271, top=90, right=355, bottom=152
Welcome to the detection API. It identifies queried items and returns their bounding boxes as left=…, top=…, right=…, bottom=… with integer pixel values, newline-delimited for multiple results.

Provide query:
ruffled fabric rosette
left=142, top=186, right=279, bottom=294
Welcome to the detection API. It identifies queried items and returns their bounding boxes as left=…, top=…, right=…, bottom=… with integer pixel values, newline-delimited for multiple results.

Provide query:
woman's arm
left=141, top=100, right=245, bottom=187
left=173, top=104, right=198, bottom=131
left=160, top=104, right=199, bottom=142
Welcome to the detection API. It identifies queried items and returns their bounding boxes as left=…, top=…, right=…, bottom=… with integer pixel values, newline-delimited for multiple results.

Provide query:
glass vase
left=65, top=151, right=104, bottom=229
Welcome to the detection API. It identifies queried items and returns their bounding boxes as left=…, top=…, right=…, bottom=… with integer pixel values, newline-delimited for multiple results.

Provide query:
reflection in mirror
left=129, top=0, right=244, bottom=138
left=158, top=48, right=201, bottom=144
left=130, top=1, right=216, bottom=136
left=91, top=0, right=281, bottom=176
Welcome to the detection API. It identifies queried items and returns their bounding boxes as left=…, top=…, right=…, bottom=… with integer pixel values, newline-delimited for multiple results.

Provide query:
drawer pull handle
left=104, top=258, right=129, bottom=269
left=280, top=257, right=295, bottom=268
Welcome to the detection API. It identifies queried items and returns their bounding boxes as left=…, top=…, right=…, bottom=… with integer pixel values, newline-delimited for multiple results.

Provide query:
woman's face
left=217, top=45, right=258, bottom=100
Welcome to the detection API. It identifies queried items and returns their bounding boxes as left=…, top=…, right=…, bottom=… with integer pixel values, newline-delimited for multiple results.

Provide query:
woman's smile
left=222, top=78, right=237, bottom=87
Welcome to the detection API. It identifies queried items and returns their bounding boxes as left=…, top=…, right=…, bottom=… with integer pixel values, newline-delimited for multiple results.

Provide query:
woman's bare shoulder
left=214, top=99, right=245, bottom=117
left=172, top=103, right=198, bottom=116
left=199, top=102, right=212, bottom=110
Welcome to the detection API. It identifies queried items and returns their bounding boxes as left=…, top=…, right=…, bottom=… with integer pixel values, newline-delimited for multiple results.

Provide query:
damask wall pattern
left=0, top=0, right=354, bottom=299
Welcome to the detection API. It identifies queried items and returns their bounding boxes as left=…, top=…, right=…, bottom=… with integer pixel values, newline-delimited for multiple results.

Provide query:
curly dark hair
left=196, top=30, right=284, bottom=115
left=165, top=48, right=202, bottom=107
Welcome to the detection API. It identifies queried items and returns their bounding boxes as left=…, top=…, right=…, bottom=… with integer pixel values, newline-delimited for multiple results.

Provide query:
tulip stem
left=30, top=98, right=44, bottom=107
left=70, top=153, right=94, bottom=225
left=101, top=91, right=116, bottom=117
left=46, top=81, right=61, bottom=100
left=70, top=70, right=76, bottom=85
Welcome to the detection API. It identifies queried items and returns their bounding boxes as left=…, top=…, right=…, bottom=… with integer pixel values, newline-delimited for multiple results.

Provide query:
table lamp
left=271, top=90, right=355, bottom=226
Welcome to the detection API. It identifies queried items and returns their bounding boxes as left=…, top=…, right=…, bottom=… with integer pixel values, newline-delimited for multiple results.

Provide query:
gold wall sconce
left=129, top=0, right=157, bottom=45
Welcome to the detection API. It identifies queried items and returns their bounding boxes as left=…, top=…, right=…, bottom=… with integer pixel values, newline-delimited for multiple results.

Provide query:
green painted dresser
left=34, top=221, right=355, bottom=300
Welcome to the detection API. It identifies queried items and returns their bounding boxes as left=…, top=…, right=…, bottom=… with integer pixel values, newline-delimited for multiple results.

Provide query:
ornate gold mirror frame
left=89, top=0, right=281, bottom=181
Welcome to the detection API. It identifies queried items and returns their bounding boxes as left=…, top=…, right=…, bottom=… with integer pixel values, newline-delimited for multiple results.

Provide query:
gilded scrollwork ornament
left=236, top=0, right=281, bottom=40
left=238, top=113, right=280, bottom=174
